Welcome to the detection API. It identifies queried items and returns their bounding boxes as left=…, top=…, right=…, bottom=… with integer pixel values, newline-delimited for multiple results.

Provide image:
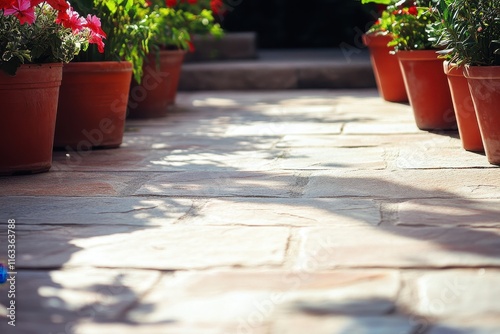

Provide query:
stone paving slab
left=410, top=269, right=500, bottom=318
left=0, top=268, right=160, bottom=322
left=0, top=196, right=194, bottom=226
left=0, top=172, right=147, bottom=196
left=397, top=199, right=500, bottom=228
left=276, top=147, right=387, bottom=170
left=125, top=269, right=399, bottom=324
left=134, top=171, right=302, bottom=197
left=182, top=198, right=381, bottom=227
left=7, top=225, right=289, bottom=270
left=270, top=315, right=416, bottom=334
left=294, top=226, right=500, bottom=269
left=304, top=169, right=500, bottom=199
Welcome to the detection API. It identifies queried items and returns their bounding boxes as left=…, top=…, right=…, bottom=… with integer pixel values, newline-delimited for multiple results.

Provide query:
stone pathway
left=0, top=89, right=499, bottom=334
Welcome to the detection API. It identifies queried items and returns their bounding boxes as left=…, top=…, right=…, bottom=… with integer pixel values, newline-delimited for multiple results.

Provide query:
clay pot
left=443, top=61, right=483, bottom=152
left=54, top=61, right=133, bottom=150
left=362, top=33, right=408, bottom=102
left=0, top=63, right=62, bottom=175
left=397, top=50, right=456, bottom=130
left=464, top=65, right=500, bottom=165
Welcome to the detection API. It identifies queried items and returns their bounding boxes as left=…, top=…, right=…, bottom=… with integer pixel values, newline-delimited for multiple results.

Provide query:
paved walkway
left=1, top=89, right=499, bottom=334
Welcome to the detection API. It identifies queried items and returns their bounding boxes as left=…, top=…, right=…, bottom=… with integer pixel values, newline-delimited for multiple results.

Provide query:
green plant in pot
left=435, top=0, right=500, bottom=165
left=53, top=0, right=155, bottom=152
left=127, top=0, right=224, bottom=118
left=0, top=0, right=101, bottom=175
left=388, top=0, right=457, bottom=130
left=427, top=0, right=487, bottom=152
left=361, top=0, right=409, bottom=102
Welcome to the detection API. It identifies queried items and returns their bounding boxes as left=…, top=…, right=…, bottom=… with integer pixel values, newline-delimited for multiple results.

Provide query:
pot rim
left=443, top=61, right=464, bottom=77
left=464, top=64, right=500, bottom=79
left=362, top=33, right=393, bottom=47
left=396, top=49, right=441, bottom=61
left=63, top=61, right=133, bottom=73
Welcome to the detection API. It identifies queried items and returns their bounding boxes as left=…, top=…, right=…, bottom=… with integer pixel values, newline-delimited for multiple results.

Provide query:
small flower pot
left=443, top=61, right=483, bottom=152
left=362, top=33, right=408, bottom=102
left=464, top=65, right=500, bottom=165
left=54, top=61, right=133, bottom=150
left=0, top=63, right=62, bottom=175
left=127, top=49, right=186, bottom=119
left=397, top=50, right=456, bottom=130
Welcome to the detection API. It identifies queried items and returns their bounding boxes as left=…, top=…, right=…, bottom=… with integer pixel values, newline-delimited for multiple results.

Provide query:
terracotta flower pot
left=127, top=50, right=186, bottom=119
left=54, top=61, right=133, bottom=150
left=362, top=33, right=408, bottom=102
left=127, top=51, right=176, bottom=118
left=0, top=63, right=62, bottom=175
left=397, top=50, right=456, bottom=130
left=443, top=61, right=483, bottom=152
left=464, top=65, right=500, bottom=165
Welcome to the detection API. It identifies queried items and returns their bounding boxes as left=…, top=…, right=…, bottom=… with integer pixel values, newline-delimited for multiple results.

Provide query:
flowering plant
left=387, top=1, right=437, bottom=51
left=69, top=0, right=155, bottom=82
left=144, top=0, right=223, bottom=52
left=0, top=0, right=105, bottom=75
left=364, top=0, right=437, bottom=51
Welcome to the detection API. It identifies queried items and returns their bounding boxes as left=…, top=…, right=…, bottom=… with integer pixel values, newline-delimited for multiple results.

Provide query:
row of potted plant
left=362, top=0, right=499, bottom=166
left=0, top=0, right=223, bottom=175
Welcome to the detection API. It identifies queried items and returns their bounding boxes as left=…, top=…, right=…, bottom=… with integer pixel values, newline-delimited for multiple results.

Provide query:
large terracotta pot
left=464, top=65, right=500, bottom=165
left=54, top=61, right=133, bottom=150
left=0, top=63, right=62, bottom=175
left=362, top=33, right=408, bottom=102
left=443, top=61, right=483, bottom=152
left=397, top=50, right=456, bottom=130
left=127, top=51, right=175, bottom=118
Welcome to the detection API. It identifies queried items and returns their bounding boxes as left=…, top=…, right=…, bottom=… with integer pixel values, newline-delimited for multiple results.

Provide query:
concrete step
left=184, top=32, right=258, bottom=62
left=179, top=48, right=376, bottom=90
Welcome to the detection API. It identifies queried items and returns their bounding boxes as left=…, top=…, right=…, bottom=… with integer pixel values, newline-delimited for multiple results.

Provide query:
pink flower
left=56, top=6, right=86, bottom=33
left=84, top=14, right=106, bottom=38
left=3, top=0, right=35, bottom=25
left=89, top=31, right=105, bottom=53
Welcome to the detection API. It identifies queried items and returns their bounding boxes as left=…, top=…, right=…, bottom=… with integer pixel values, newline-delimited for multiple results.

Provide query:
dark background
left=219, top=0, right=377, bottom=48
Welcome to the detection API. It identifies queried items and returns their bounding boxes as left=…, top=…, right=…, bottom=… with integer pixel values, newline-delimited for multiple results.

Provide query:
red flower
left=408, top=6, right=418, bottom=16
left=0, top=0, right=15, bottom=9
left=3, top=0, right=35, bottom=25
left=56, top=6, right=86, bottom=33
left=210, top=0, right=223, bottom=14
left=187, top=40, right=195, bottom=52
left=166, top=0, right=177, bottom=7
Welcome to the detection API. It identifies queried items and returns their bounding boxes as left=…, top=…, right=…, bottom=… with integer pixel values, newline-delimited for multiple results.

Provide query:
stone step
left=179, top=48, right=376, bottom=90
left=184, top=32, right=258, bottom=62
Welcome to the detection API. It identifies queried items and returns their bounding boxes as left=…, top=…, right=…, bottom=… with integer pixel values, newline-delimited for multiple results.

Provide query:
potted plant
left=53, top=0, right=154, bottom=150
left=0, top=0, right=98, bottom=175
left=445, top=0, right=500, bottom=165
left=428, top=0, right=484, bottom=152
left=127, top=0, right=224, bottom=118
left=361, top=0, right=408, bottom=102
left=390, top=0, right=457, bottom=130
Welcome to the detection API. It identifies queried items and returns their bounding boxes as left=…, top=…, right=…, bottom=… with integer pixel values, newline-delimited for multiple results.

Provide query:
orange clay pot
left=397, top=50, right=456, bottom=130
left=443, top=61, right=484, bottom=152
left=127, top=51, right=176, bottom=118
left=362, top=33, right=408, bottom=102
left=464, top=65, right=500, bottom=165
left=54, top=61, right=133, bottom=150
left=0, top=63, right=62, bottom=175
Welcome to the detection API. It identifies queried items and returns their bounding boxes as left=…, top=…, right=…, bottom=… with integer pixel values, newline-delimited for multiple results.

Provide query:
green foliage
left=0, top=5, right=86, bottom=75
left=143, top=0, right=223, bottom=51
left=71, top=0, right=154, bottom=82
left=388, top=4, right=437, bottom=51
left=430, top=0, right=500, bottom=66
